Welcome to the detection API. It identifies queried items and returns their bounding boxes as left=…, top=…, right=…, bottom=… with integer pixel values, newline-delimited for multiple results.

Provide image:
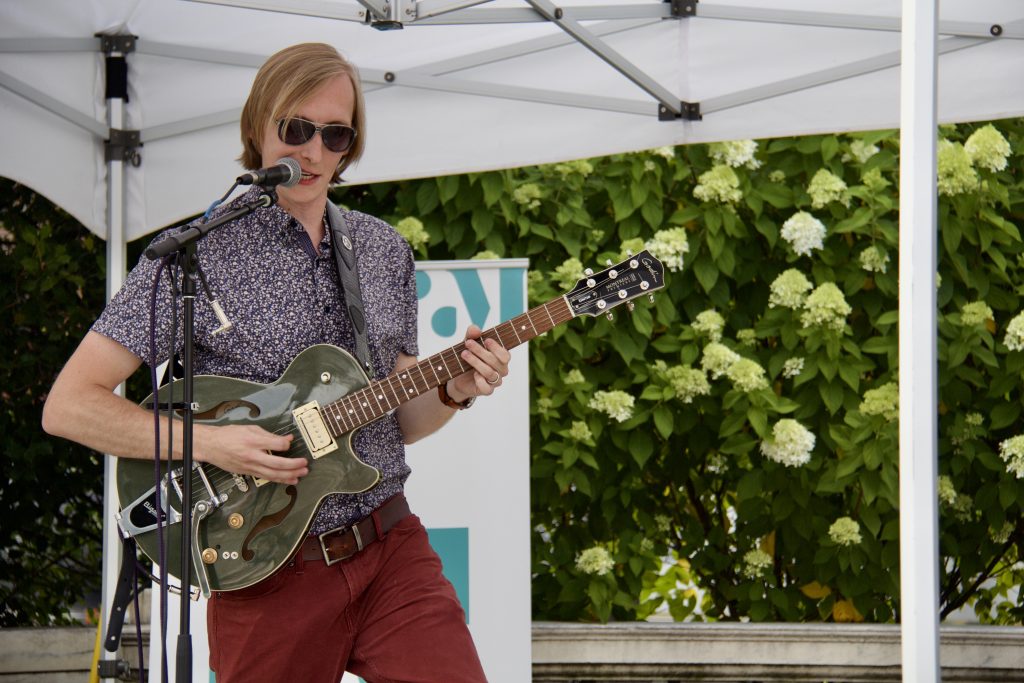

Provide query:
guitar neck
left=320, top=295, right=573, bottom=435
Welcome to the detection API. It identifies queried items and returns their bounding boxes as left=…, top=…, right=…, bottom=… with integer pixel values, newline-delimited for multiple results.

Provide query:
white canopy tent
left=2, top=0, right=1023, bottom=680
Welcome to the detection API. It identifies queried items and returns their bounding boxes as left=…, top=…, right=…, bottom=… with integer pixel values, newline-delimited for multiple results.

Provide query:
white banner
left=147, top=259, right=531, bottom=683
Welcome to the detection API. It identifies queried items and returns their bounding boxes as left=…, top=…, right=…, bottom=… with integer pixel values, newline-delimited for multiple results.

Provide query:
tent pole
left=101, top=53, right=130, bottom=683
left=898, top=0, right=941, bottom=681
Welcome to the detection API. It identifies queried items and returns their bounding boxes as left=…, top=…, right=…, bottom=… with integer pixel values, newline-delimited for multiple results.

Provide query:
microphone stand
left=145, top=189, right=277, bottom=683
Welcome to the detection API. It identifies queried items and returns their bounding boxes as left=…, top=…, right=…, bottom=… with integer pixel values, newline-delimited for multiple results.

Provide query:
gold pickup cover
left=292, top=401, right=338, bottom=460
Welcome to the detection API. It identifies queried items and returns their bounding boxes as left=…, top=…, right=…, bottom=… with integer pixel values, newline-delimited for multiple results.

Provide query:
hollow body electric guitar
left=115, top=251, right=665, bottom=594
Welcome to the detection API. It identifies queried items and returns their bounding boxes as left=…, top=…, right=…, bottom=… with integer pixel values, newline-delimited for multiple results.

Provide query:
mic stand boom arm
left=144, top=190, right=276, bottom=683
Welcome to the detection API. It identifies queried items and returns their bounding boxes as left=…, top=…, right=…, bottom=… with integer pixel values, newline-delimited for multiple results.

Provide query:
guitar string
left=179, top=287, right=622, bottom=498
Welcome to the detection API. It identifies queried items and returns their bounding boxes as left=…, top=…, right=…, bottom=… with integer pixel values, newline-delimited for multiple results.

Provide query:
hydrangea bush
left=337, top=118, right=1024, bottom=624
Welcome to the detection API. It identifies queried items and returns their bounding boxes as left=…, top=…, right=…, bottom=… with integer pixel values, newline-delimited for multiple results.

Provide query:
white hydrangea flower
left=737, top=328, right=757, bottom=347
left=701, top=342, right=741, bottom=379
left=768, top=170, right=786, bottom=183
left=569, top=420, right=593, bottom=442
left=846, top=139, right=880, bottom=164
left=512, top=182, right=543, bottom=209
left=937, top=139, right=980, bottom=197
left=860, top=382, right=899, bottom=422
left=807, top=168, right=850, bottom=209
left=859, top=245, right=889, bottom=274
left=552, top=159, right=594, bottom=177
left=742, top=548, right=773, bottom=578
left=1003, top=312, right=1024, bottom=351
left=998, top=435, right=1024, bottom=479
left=726, top=358, right=769, bottom=393
left=991, top=521, right=1014, bottom=544
left=782, top=357, right=805, bottom=379
left=861, top=167, right=889, bottom=192
left=964, top=124, right=1011, bottom=172
left=643, top=160, right=657, bottom=173
left=692, top=309, right=726, bottom=342
left=952, top=493, right=974, bottom=522
left=937, top=475, right=957, bottom=507
left=800, top=282, right=851, bottom=331
left=966, top=412, right=984, bottom=427
left=652, top=146, right=676, bottom=160
left=960, top=301, right=993, bottom=327
left=576, top=546, right=615, bottom=575
left=709, top=139, right=761, bottom=169
left=654, top=514, right=672, bottom=532
left=661, top=364, right=711, bottom=403
left=693, top=164, right=742, bottom=205
left=639, top=537, right=655, bottom=553
left=395, top=217, right=430, bottom=249
left=619, top=237, right=646, bottom=262
left=564, top=369, right=586, bottom=385
left=760, top=419, right=815, bottom=467
left=589, top=390, right=635, bottom=423
left=828, top=517, right=863, bottom=546
left=645, top=227, right=689, bottom=273
left=769, top=269, right=813, bottom=309
left=471, top=250, right=500, bottom=260
left=781, top=211, right=826, bottom=257
left=553, top=257, right=585, bottom=291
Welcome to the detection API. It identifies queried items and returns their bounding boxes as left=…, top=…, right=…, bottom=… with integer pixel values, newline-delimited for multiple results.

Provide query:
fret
left=522, top=310, right=540, bottom=339
left=385, top=374, right=403, bottom=409
left=373, top=380, right=395, bottom=412
left=366, top=383, right=388, bottom=415
left=426, top=356, right=443, bottom=385
left=414, top=362, right=433, bottom=392
left=543, top=301, right=557, bottom=330
left=356, top=390, right=376, bottom=423
left=324, top=404, right=343, bottom=436
left=507, top=318, right=523, bottom=345
left=396, top=368, right=417, bottom=402
left=348, top=393, right=369, bottom=426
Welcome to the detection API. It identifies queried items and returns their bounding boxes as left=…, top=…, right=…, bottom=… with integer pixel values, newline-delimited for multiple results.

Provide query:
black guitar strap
left=326, top=202, right=374, bottom=376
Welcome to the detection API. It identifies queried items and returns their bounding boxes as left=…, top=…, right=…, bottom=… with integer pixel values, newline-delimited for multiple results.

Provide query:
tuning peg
left=627, top=301, right=635, bottom=312
left=605, top=259, right=613, bottom=266
left=626, top=249, right=633, bottom=257
left=584, top=268, right=594, bottom=276
left=648, top=294, right=656, bottom=303
left=606, top=312, right=614, bottom=321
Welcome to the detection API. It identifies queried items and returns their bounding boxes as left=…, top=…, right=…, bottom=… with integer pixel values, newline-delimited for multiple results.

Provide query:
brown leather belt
left=300, top=494, right=411, bottom=566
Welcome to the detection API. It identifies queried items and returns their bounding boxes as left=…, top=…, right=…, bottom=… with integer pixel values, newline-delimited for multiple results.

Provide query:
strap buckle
left=317, top=524, right=364, bottom=566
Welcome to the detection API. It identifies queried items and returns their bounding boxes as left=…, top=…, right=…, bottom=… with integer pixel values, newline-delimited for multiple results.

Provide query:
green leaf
left=693, top=258, right=719, bottom=293
left=654, top=405, right=674, bottom=438
left=481, top=173, right=505, bottom=206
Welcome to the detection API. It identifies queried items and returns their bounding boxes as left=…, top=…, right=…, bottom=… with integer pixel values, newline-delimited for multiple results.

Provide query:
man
left=42, top=42, right=508, bottom=682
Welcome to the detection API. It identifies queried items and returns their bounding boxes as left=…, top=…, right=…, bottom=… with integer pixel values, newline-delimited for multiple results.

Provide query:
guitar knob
left=201, top=548, right=218, bottom=565
left=228, top=513, right=244, bottom=529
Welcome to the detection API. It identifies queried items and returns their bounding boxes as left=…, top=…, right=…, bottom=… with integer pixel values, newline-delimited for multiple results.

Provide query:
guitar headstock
left=565, top=250, right=666, bottom=318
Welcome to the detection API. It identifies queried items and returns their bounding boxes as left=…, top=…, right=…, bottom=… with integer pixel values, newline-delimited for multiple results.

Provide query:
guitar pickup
left=253, top=401, right=337, bottom=488
left=293, top=401, right=338, bottom=460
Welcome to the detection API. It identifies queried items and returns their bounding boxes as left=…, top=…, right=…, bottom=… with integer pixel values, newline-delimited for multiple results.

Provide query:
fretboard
left=318, top=295, right=574, bottom=436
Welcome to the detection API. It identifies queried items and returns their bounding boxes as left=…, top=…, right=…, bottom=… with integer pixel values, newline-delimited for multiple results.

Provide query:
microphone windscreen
left=276, top=158, right=302, bottom=188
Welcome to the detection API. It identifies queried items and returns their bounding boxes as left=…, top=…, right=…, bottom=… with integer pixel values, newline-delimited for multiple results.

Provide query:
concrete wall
left=2, top=622, right=1022, bottom=681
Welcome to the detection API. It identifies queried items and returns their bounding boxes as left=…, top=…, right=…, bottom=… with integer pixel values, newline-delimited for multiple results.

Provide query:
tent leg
left=100, top=86, right=130, bottom=683
left=898, top=0, right=941, bottom=681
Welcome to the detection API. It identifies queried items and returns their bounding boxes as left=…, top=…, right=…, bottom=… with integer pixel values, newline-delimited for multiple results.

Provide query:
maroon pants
left=207, top=514, right=487, bottom=683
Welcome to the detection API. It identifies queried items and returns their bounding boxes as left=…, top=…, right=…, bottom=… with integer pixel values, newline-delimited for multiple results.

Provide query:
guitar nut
left=228, top=513, right=244, bottom=529
left=201, top=548, right=218, bottom=565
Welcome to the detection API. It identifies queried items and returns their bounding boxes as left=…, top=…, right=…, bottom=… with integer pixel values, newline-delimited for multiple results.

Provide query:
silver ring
left=487, top=374, right=501, bottom=385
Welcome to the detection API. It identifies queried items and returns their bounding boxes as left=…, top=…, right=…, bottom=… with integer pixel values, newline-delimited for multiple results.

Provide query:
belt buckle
left=317, top=524, right=364, bottom=566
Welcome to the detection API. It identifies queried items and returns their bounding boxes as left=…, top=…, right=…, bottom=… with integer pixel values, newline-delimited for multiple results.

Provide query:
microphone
left=237, top=158, right=301, bottom=188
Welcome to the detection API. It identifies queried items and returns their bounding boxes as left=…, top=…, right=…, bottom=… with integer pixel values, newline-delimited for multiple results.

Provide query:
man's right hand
left=195, top=424, right=307, bottom=485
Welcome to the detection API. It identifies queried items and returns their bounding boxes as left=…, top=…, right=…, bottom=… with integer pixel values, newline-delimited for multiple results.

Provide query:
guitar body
left=115, top=344, right=381, bottom=592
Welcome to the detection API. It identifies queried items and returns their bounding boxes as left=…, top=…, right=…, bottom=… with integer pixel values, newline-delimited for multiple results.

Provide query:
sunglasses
left=276, top=117, right=357, bottom=154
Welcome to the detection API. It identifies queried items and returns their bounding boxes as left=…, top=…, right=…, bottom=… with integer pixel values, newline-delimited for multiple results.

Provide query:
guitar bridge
left=293, top=401, right=338, bottom=461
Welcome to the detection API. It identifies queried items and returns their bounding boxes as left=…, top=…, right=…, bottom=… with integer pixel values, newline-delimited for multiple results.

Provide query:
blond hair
left=239, top=43, right=366, bottom=182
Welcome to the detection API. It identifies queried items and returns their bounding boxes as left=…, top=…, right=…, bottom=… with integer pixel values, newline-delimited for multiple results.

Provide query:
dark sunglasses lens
left=321, top=126, right=354, bottom=153
left=280, top=118, right=316, bottom=146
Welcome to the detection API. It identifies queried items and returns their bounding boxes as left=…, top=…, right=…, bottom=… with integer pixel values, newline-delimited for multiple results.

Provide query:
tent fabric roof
left=1, top=0, right=1023, bottom=240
